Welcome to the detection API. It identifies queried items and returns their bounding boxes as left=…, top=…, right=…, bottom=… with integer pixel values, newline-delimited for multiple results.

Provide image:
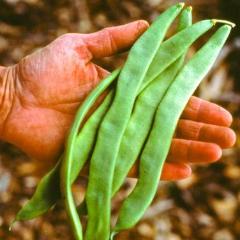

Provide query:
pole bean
left=113, top=25, right=232, bottom=235
left=14, top=3, right=184, bottom=224
left=84, top=4, right=185, bottom=240
left=13, top=69, right=120, bottom=231
left=111, top=6, right=192, bottom=199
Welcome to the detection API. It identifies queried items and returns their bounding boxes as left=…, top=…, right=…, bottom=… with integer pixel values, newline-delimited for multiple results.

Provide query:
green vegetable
left=85, top=4, right=185, bottom=240
left=112, top=5, right=192, bottom=200
left=78, top=11, right=216, bottom=218
left=13, top=69, right=120, bottom=236
left=112, top=24, right=232, bottom=236
left=60, top=69, right=120, bottom=240
left=15, top=8, right=215, bottom=224
left=13, top=161, right=61, bottom=222
left=12, top=4, right=234, bottom=240
left=13, top=4, right=183, bottom=223
left=140, top=19, right=214, bottom=92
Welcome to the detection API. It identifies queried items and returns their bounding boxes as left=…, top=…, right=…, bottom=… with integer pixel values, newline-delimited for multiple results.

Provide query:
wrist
left=0, top=65, right=16, bottom=137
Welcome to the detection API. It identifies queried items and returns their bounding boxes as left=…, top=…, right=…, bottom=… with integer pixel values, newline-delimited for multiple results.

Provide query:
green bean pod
left=178, top=6, right=192, bottom=31
left=14, top=13, right=215, bottom=226
left=15, top=8, right=215, bottom=223
left=13, top=70, right=119, bottom=235
left=13, top=161, right=61, bottom=222
left=111, top=6, right=192, bottom=198
left=73, top=18, right=215, bottom=186
left=71, top=92, right=114, bottom=181
left=76, top=14, right=216, bottom=218
left=76, top=57, right=187, bottom=217
left=78, top=15, right=215, bottom=218
left=14, top=4, right=183, bottom=223
left=14, top=91, right=115, bottom=223
left=113, top=25, right=232, bottom=235
left=60, top=69, right=121, bottom=240
left=140, top=19, right=215, bottom=91
left=85, top=4, right=185, bottom=240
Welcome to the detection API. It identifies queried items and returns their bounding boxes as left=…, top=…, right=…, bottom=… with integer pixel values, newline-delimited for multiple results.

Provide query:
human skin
left=0, top=20, right=236, bottom=180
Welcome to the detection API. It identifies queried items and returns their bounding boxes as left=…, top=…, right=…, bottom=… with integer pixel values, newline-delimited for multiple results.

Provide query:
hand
left=0, top=21, right=236, bottom=180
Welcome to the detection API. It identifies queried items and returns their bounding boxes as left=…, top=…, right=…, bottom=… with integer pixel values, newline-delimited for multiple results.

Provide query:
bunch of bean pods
left=12, top=3, right=235, bottom=240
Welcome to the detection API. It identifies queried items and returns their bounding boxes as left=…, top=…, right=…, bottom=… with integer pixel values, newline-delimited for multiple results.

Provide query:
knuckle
left=102, top=28, right=117, bottom=53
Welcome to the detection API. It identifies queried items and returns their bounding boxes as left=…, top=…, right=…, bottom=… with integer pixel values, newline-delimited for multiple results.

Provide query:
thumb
left=82, top=20, right=149, bottom=58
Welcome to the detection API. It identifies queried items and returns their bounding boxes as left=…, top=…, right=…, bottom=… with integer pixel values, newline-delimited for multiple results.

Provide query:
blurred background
left=0, top=0, right=239, bottom=239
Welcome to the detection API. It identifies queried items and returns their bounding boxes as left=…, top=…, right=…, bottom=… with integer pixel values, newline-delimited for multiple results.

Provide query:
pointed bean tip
left=212, top=19, right=236, bottom=28
left=186, top=6, right=193, bottom=11
left=178, top=2, right=185, bottom=8
left=229, top=22, right=236, bottom=28
left=211, top=19, right=217, bottom=26
left=110, top=231, right=117, bottom=240
left=9, top=220, right=16, bottom=231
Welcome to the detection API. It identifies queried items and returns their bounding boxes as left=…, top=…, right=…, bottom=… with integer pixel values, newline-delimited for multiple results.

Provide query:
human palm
left=1, top=20, right=235, bottom=180
left=9, top=33, right=110, bottom=162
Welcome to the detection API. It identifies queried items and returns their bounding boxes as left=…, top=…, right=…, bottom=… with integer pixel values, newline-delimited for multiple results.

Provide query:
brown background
left=0, top=0, right=239, bottom=239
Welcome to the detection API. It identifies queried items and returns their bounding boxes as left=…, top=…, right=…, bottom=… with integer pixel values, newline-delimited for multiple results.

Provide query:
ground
left=0, top=0, right=239, bottom=239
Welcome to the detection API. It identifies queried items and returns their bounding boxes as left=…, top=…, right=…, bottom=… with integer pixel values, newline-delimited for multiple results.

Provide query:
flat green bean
left=77, top=14, right=215, bottom=218
left=13, top=161, right=61, bottom=222
left=15, top=7, right=214, bottom=223
left=178, top=6, right=192, bottom=31
left=113, top=25, right=232, bottom=235
left=14, top=16, right=215, bottom=234
left=13, top=5, right=234, bottom=240
left=14, top=92, right=115, bottom=223
left=140, top=19, right=215, bottom=91
left=75, top=19, right=216, bottom=194
left=85, top=4, right=185, bottom=240
left=13, top=69, right=119, bottom=236
left=77, top=59, right=187, bottom=217
left=60, top=69, right=120, bottom=240
left=111, top=6, right=192, bottom=198
left=14, top=4, right=183, bottom=223
left=71, top=92, right=114, bottom=181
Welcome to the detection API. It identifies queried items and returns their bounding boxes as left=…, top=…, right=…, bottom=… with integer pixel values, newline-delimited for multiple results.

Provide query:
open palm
left=1, top=21, right=235, bottom=180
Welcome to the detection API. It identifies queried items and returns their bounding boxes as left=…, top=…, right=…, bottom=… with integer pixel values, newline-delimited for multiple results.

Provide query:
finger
left=160, top=162, right=192, bottom=181
left=182, top=96, right=233, bottom=127
left=167, top=139, right=222, bottom=163
left=82, top=20, right=149, bottom=58
left=176, top=119, right=236, bottom=148
left=81, top=161, right=191, bottom=181
left=127, top=161, right=191, bottom=181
